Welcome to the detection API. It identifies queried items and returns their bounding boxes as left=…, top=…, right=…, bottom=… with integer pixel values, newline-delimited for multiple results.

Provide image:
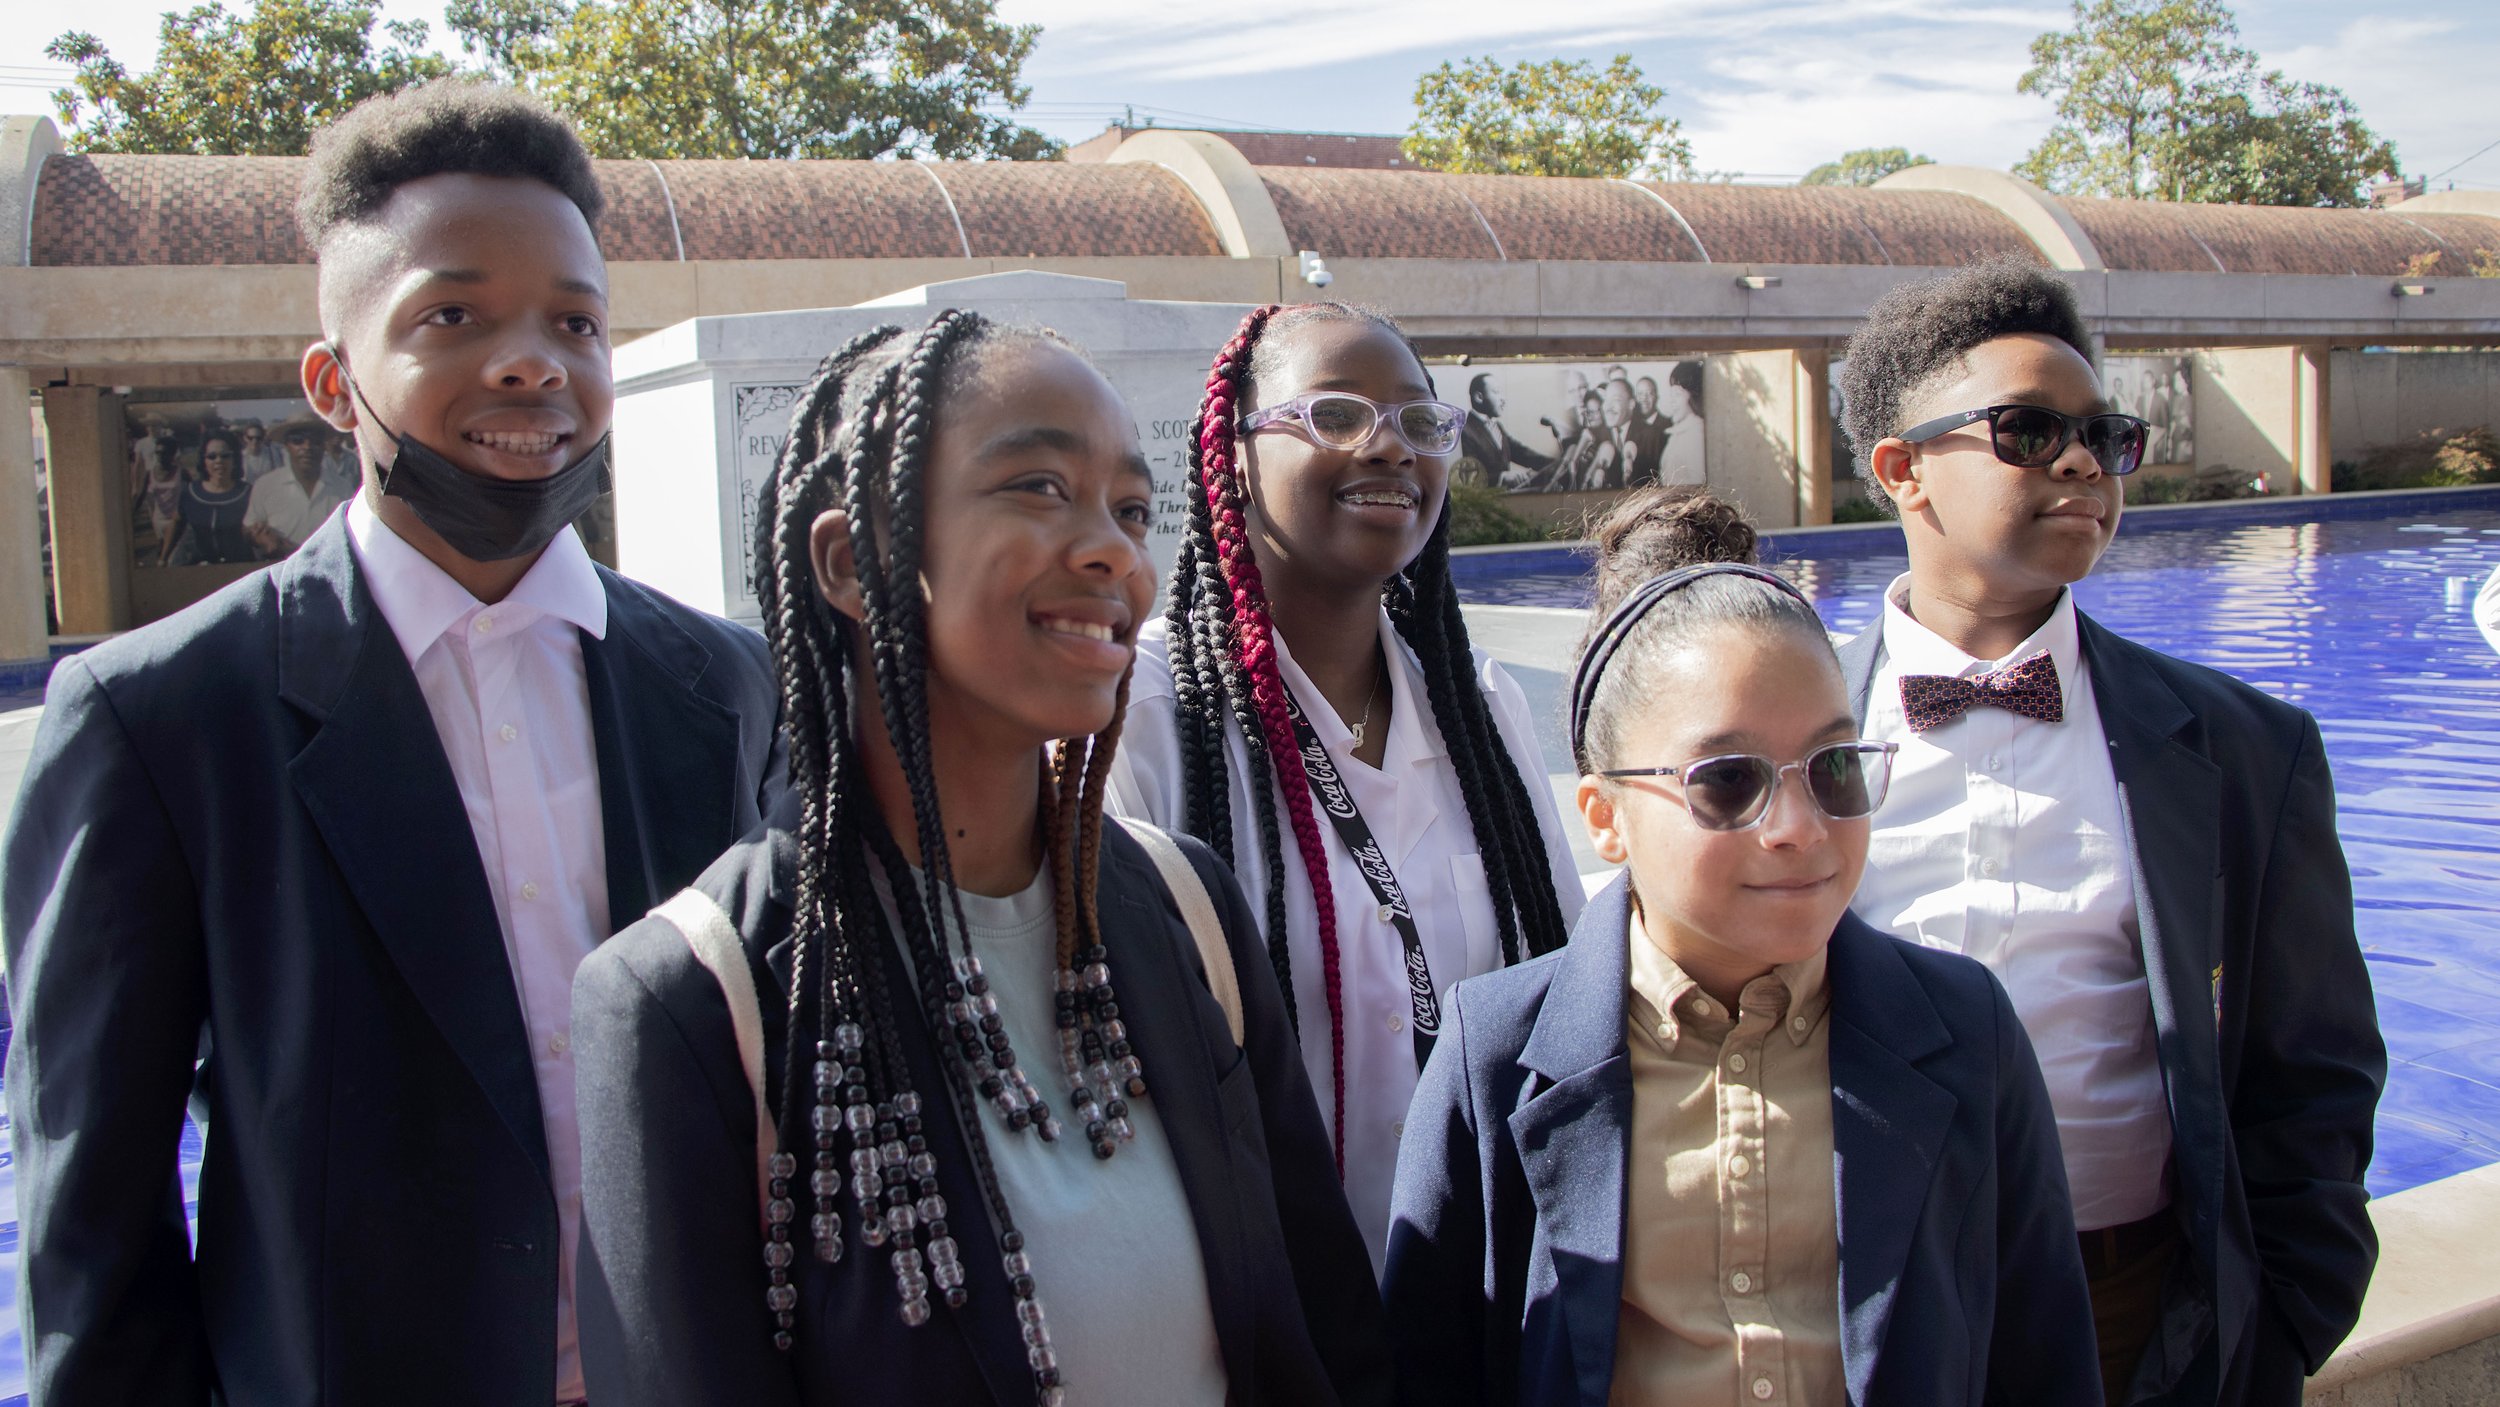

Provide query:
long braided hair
left=748, top=309, right=1140, bottom=1405
left=1163, top=302, right=1574, bottom=1170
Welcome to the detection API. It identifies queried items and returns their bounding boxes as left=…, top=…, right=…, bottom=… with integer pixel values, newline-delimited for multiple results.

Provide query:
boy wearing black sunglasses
left=1834, top=259, right=2382, bottom=1407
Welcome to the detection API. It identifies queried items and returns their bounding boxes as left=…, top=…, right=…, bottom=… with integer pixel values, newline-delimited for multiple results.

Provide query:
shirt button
left=520, top=881, right=540, bottom=901
left=1981, top=859, right=2001, bottom=877
left=1689, top=997, right=1715, bottom=1019
left=1730, top=1270, right=1754, bottom=1294
left=549, top=1031, right=570, bottom=1057
left=1393, top=1119, right=1405, bottom=1139
left=1729, top=1154, right=1751, bottom=1179
left=1985, top=754, right=2002, bottom=771
left=474, top=615, right=494, bottom=634
left=1727, top=1052, right=1748, bottom=1074
left=1656, top=1022, right=1674, bottom=1041
left=1790, top=1016, right=1808, bottom=1033
left=499, top=723, right=519, bottom=743
left=1753, top=1375, right=1776, bottom=1400
left=1388, top=1013, right=1405, bottom=1034
left=1374, top=903, right=1394, bottom=924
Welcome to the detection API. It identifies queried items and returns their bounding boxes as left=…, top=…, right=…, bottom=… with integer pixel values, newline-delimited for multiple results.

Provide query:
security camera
left=1298, top=250, right=1334, bottom=288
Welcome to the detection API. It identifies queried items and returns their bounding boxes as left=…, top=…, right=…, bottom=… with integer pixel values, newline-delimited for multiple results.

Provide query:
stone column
left=1792, top=351, right=1832, bottom=527
left=42, top=384, right=133, bottom=635
left=1702, top=350, right=1818, bottom=529
left=0, top=370, right=47, bottom=669
left=2296, top=344, right=2333, bottom=495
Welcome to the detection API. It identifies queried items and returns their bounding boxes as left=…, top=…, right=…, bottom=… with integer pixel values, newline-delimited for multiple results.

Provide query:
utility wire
left=2424, top=133, right=2500, bottom=183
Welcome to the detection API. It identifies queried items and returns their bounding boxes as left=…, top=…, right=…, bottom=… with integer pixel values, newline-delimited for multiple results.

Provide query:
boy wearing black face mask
left=2, top=80, right=782, bottom=1407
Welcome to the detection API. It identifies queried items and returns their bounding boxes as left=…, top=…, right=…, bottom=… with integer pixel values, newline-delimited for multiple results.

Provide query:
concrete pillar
left=1792, top=351, right=1833, bottom=527
left=1703, top=350, right=1814, bottom=528
left=0, top=370, right=47, bottom=665
left=2296, top=344, right=2333, bottom=495
left=2192, top=348, right=2298, bottom=496
left=42, top=384, right=133, bottom=635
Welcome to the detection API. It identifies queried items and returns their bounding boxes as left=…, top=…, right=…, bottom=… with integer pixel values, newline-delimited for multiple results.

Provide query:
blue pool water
left=0, top=488, right=2493, bottom=1401
left=1456, top=486, right=2500, bottom=1201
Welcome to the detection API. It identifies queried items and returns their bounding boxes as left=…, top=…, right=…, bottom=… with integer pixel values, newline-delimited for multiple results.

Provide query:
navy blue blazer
left=1, top=514, right=782, bottom=1406
left=571, top=818, right=1393, bottom=1406
left=1837, top=610, right=2384, bottom=1407
left=1381, top=876, right=2100, bottom=1407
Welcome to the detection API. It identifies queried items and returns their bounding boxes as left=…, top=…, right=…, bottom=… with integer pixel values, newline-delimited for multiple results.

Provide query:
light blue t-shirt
left=885, top=863, right=1226, bottom=1407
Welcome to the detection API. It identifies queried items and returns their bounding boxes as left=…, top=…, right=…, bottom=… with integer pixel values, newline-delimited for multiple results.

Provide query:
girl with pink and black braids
left=1108, top=303, right=1583, bottom=1273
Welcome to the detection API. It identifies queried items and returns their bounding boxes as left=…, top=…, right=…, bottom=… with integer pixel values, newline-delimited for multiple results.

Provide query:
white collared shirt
left=1109, top=608, right=1586, bottom=1275
left=347, top=497, right=608, bottom=1403
left=245, top=469, right=344, bottom=551
left=1849, top=574, right=2172, bottom=1231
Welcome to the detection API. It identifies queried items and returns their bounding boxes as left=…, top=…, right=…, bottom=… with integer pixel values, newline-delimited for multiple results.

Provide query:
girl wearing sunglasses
left=1108, top=303, right=1583, bottom=1275
left=1381, top=538, right=2101, bottom=1405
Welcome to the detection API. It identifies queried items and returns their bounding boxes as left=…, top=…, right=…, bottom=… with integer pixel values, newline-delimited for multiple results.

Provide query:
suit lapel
left=2079, top=614, right=2230, bottom=1330
left=1512, top=876, right=1637, bottom=1405
left=582, top=571, right=744, bottom=927
left=1834, top=624, right=1885, bottom=727
left=276, top=520, right=548, bottom=1177
left=1824, top=917, right=1957, bottom=1399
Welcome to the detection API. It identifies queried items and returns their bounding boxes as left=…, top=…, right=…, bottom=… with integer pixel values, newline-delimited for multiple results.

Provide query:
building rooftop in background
left=1064, top=123, right=1410, bottom=169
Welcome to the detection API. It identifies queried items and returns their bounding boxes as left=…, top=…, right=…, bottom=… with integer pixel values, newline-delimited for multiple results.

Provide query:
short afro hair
left=1838, top=257, right=2094, bottom=499
left=296, top=79, right=603, bottom=250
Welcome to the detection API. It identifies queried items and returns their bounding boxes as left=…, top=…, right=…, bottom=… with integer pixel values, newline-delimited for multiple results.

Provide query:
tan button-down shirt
left=1610, top=915, right=1843, bottom=1407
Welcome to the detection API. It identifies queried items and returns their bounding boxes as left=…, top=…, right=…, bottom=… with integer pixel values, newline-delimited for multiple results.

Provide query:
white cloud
left=2269, top=16, right=2500, bottom=183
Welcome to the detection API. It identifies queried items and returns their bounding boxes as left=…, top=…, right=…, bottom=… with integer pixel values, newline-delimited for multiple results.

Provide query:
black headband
left=1568, top=562, right=1813, bottom=770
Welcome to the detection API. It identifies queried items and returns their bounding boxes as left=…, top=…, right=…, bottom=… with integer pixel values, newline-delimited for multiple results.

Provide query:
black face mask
left=337, top=352, right=613, bottom=563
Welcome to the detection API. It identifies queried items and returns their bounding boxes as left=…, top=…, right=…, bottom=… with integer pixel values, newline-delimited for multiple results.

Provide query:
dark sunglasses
left=1240, top=391, right=1468, bottom=458
left=1899, top=403, right=2149, bottom=477
left=1598, top=740, right=1900, bottom=832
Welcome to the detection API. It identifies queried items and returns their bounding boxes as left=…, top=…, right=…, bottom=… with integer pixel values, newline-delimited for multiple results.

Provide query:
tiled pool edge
left=1448, top=482, right=2500, bottom=558
left=2306, top=1162, right=2500, bottom=1402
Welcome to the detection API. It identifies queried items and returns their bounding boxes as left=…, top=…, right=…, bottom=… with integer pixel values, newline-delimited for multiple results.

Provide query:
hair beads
left=747, top=312, right=1138, bottom=1404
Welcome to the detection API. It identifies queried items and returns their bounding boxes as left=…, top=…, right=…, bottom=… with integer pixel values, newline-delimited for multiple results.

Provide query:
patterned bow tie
left=1899, top=652, right=2064, bottom=733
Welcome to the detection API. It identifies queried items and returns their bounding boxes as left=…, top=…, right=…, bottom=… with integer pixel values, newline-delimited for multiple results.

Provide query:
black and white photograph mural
left=2103, top=355, right=2196, bottom=467
left=1436, top=360, right=1706, bottom=493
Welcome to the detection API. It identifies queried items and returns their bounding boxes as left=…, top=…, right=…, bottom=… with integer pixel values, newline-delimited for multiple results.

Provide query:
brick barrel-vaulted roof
left=25, top=147, right=2500, bottom=276
left=2057, top=197, right=2500, bottom=275
left=1633, top=183, right=2043, bottom=267
left=28, top=152, right=1222, bottom=265
left=1255, top=167, right=2041, bottom=265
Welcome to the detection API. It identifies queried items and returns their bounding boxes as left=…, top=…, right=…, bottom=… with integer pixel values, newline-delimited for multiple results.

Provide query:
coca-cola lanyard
left=1279, top=687, right=1439, bottom=1072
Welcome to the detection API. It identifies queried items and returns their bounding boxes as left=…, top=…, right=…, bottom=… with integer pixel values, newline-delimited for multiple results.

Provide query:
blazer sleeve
left=572, top=931, right=803, bottom=1407
left=1, top=658, right=215, bottom=1402
left=2232, top=716, right=2384, bottom=1369
left=1381, top=988, right=1494, bottom=1407
left=1981, top=975, right=2103, bottom=1407
left=1190, top=839, right=1395, bottom=1407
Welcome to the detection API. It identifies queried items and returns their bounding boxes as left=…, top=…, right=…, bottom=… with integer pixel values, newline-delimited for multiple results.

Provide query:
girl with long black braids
left=1107, top=303, right=1584, bottom=1272
left=570, top=311, right=1389, bottom=1406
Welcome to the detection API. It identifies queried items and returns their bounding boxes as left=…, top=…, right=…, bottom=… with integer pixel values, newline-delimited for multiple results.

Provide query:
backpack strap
left=1118, top=819, right=1244, bottom=1047
left=652, top=886, right=776, bottom=1227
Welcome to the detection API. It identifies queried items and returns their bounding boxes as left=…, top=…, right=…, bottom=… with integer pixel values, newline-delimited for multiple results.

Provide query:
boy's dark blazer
left=569, top=820, right=1393, bottom=1406
left=2, top=512, right=783, bottom=1406
left=1381, top=874, right=2101, bottom=1407
left=1834, top=610, right=2385, bottom=1406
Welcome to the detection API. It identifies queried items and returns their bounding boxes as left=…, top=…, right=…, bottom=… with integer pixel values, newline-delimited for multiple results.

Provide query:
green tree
left=47, top=0, right=453, bottom=155
left=2016, top=0, right=2396, bottom=207
left=1801, top=146, right=1933, bottom=187
left=447, top=0, right=1057, bottom=159
left=1404, top=54, right=1692, bottom=179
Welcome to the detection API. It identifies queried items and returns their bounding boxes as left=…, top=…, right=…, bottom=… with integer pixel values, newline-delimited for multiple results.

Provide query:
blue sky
left=4, top=0, right=2492, bottom=189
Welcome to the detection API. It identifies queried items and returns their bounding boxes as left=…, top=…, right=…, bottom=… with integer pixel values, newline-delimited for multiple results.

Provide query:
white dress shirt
left=1109, top=608, right=1586, bottom=1274
left=1849, top=575, right=2172, bottom=1231
left=348, top=497, right=609, bottom=1403
left=245, top=468, right=344, bottom=552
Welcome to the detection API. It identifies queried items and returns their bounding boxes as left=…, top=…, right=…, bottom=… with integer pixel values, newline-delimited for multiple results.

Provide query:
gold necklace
left=1348, top=656, right=1385, bottom=748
